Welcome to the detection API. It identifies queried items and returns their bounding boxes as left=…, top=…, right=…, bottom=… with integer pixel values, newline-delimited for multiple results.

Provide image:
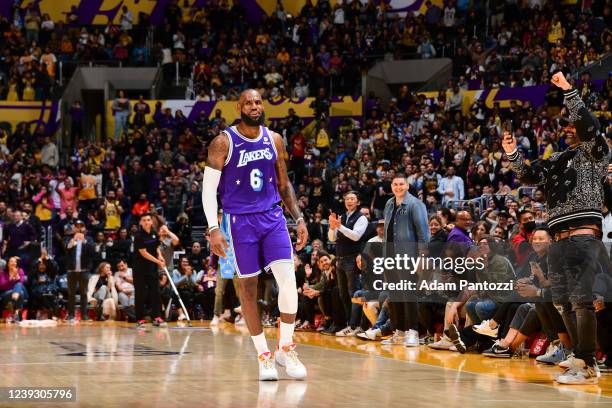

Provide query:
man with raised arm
left=502, top=72, right=609, bottom=385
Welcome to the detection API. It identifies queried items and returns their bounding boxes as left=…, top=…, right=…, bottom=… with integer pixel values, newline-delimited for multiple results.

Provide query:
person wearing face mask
left=511, top=209, right=537, bottom=268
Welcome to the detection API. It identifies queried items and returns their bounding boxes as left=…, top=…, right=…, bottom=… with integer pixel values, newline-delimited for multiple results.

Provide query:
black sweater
left=508, top=88, right=610, bottom=234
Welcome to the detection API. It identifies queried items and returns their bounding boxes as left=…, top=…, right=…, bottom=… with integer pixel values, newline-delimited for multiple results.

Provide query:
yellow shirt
left=78, top=174, right=96, bottom=200
left=35, top=202, right=52, bottom=222
left=22, top=82, right=35, bottom=101
left=315, top=128, right=330, bottom=149
left=548, top=22, right=564, bottom=44
left=104, top=200, right=121, bottom=230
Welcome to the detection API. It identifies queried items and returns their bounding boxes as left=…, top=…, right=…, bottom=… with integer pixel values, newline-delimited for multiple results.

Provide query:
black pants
left=509, top=303, right=541, bottom=336
left=298, top=294, right=318, bottom=323
left=67, top=272, right=89, bottom=318
left=336, top=256, right=359, bottom=326
left=548, top=235, right=603, bottom=366
left=418, top=302, right=445, bottom=335
left=597, top=305, right=612, bottom=357
left=492, top=302, right=522, bottom=339
left=194, top=288, right=215, bottom=319
left=535, top=302, right=566, bottom=340
left=321, top=286, right=344, bottom=327
left=134, top=267, right=162, bottom=321
left=389, top=301, right=419, bottom=332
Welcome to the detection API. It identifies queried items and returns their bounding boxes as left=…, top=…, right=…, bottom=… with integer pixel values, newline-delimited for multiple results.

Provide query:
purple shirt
left=0, top=268, right=25, bottom=292
left=447, top=226, right=473, bottom=248
left=219, top=126, right=280, bottom=215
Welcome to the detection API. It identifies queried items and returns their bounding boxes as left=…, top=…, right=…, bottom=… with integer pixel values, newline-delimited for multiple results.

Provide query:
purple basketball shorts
left=224, top=205, right=293, bottom=278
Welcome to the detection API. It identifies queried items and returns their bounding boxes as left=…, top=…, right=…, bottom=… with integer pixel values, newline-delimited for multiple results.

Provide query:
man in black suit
left=65, top=220, right=96, bottom=322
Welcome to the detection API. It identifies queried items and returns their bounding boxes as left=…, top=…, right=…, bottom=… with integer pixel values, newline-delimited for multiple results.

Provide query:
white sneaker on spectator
left=556, top=360, right=598, bottom=385
left=276, top=343, right=307, bottom=380
left=235, top=315, right=247, bottom=326
left=536, top=340, right=567, bottom=365
left=336, top=326, right=355, bottom=337
left=559, top=354, right=578, bottom=369
left=472, top=320, right=498, bottom=338
left=234, top=306, right=242, bottom=315
left=449, top=345, right=458, bottom=352
left=404, top=329, right=419, bottom=347
left=258, top=352, right=279, bottom=381
left=557, top=357, right=600, bottom=378
left=210, top=315, right=220, bottom=326
left=357, top=328, right=381, bottom=341
left=428, top=336, right=454, bottom=350
left=381, top=330, right=405, bottom=345
left=353, top=327, right=365, bottom=337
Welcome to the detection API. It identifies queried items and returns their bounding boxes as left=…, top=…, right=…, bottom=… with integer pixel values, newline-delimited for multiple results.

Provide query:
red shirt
left=291, top=134, right=305, bottom=158
left=511, top=231, right=534, bottom=267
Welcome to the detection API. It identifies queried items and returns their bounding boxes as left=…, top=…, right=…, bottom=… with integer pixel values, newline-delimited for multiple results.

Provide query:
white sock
left=279, top=321, right=295, bottom=348
left=251, top=333, right=269, bottom=356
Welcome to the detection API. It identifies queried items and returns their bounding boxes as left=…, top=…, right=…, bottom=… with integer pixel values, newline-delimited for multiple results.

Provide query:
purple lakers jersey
left=219, top=126, right=281, bottom=214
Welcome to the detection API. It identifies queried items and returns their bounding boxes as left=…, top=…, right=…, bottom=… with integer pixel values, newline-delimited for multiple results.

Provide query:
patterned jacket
left=507, top=88, right=609, bottom=234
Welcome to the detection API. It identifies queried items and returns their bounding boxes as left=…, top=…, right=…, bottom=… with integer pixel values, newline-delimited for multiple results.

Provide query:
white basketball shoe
left=258, top=352, right=279, bottom=381
left=275, top=343, right=307, bottom=380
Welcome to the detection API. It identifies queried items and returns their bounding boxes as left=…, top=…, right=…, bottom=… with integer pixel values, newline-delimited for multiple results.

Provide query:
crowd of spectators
left=0, top=0, right=610, bottom=378
left=1, top=0, right=610, bottom=102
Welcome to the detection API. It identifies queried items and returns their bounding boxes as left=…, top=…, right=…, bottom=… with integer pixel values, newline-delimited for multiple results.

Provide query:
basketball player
left=202, top=89, right=308, bottom=381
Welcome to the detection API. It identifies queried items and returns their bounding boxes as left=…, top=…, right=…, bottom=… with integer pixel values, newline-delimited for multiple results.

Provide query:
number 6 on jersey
left=250, top=168, right=263, bottom=191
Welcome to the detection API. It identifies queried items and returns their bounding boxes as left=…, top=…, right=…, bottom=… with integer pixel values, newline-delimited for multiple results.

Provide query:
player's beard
left=241, top=111, right=265, bottom=127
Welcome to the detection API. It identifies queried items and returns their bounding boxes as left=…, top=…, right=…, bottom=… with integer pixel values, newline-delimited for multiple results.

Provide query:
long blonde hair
left=7, top=257, right=19, bottom=278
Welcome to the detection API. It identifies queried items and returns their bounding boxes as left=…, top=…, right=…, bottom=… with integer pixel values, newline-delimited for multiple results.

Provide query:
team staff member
left=133, top=213, right=167, bottom=328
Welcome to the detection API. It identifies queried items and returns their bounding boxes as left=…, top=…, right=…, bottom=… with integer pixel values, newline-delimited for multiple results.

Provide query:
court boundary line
left=294, top=339, right=612, bottom=401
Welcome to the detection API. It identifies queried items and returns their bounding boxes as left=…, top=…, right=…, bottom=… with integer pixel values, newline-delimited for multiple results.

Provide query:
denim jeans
left=349, top=289, right=371, bottom=329
left=114, top=111, right=129, bottom=140
left=1, top=282, right=27, bottom=309
left=465, top=298, right=497, bottom=324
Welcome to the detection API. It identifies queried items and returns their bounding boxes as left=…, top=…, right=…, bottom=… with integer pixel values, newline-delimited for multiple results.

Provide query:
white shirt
left=603, top=213, right=612, bottom=243
left=115, top=268, right=134, bottom=293
left=120, top=11, right=133, bottom=31
left=328, top=211, right=369, bottom=242
left=75, top=240, right=82, bottom=271
left=161, top=48, right=173, bottom=65
left=438, top=176, right=465, bottom=204
left=334, top=8, right=345, bottom=25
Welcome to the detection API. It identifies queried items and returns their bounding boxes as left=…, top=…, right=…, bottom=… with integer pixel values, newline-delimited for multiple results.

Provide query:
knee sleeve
left=270, top=262, right=298, bottom=314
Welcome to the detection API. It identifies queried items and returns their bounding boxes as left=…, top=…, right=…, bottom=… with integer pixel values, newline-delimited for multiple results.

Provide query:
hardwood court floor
left=0, top=321, right=611, bottom=408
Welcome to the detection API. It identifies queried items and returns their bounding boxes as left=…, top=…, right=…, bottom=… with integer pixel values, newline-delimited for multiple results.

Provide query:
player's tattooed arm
left=206, top=133, right=229, bottom=170
left=204, top=133, right=230, bottom=257
left=272, top=132, right=308, bottom=249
